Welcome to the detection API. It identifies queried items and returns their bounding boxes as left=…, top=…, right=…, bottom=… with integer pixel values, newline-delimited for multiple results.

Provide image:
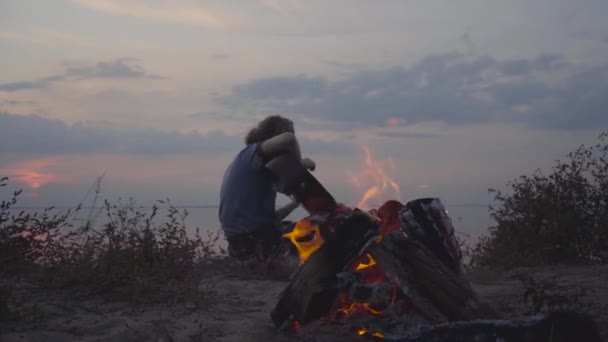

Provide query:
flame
left=338, top=302, right=383, bottom=316
left=358, top=186, right=380, bottom=209
left=350, top=146, right=400, bottom=210
left=358, top=328, right=385, bottom=338
left=355, top=253, right=377, bottom=271
left=282, top=218, right=325, bottom=264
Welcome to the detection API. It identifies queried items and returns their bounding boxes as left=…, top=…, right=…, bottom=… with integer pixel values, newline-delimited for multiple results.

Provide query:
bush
left=470, top=132, right=608, bottom=270
left=515, top=274, right=594, bottom=314
left=0, top=177, right=223, bottom=306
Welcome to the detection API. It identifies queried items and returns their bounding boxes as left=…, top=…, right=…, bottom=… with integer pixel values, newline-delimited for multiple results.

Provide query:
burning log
left=369, top=232, right=500, bottom=322
left=271, top=211, right=379, bottom=328
left=347, top=282, right=395, bottom=307
left=400, top=198, right=464, bottom=277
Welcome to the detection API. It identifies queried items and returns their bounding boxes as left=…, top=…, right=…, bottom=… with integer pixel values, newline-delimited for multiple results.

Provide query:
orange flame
left=282, top=218, right=325, bottom=264
left=350, top=146, right=400, bottom=210
left=358, top=328, right=385, bottom=338
left=355, top=253, right=377, bottom=271
left=338, top=302, right=383, bottom=316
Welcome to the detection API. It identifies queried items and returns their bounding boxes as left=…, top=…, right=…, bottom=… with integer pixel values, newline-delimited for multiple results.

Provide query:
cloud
left=1, top=100, right=35, bottom=106
left=386, top=117, right=407, bottom=127
left=0, top=27, right=96, bottom=47
left=0, top=80, right=51, bottom=92
left=65, top=58, right=153, bottom=79
left=0, top=112, right=239, bottom=156
left=210, top=53, right=231, bottom=61
left=570, top=31, right=594, bottom=40
left=71, top=0, right=239, bottom=30
left=326, top=60, right=369, bottom=75
left=460, top=32, right=476, bottom=56
left=0, top=58, right=159, bottom=92
left=500, top=54, right=563, bottom=76
left=232, top=75, right=327, bottom=100
left=221, top=53, right=608, bottom=130
left=259, top=0, right=292, bottom=10
left=0, top=112, right=351, bottom=157
left=377, top=131, right=439, bottom=140
left=569, top=31, right=608, bottom=44
left=0, top=159, right=60, bottom=189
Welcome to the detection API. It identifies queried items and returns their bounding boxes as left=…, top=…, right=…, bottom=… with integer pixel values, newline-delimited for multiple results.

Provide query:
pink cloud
left=71, top=0, right=240, bottom=30
left=386, top=117, right=407, bottom=127
left=0, top=159, right=60, bottom=189
left=1, top=154, right=234, bottom=189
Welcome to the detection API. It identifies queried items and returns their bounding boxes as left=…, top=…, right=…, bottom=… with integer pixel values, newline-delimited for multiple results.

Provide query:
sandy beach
left=2, top=264, right=607, bottom=342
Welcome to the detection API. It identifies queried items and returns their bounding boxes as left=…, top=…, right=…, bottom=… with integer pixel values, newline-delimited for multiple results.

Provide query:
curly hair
left=245, top=115, right=294, bottom=145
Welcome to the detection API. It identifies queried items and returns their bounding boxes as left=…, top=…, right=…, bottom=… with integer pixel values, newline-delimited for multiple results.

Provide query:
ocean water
left=150, top=204, right=494, bottom=251
left=8, top=204, right=493, bottom=249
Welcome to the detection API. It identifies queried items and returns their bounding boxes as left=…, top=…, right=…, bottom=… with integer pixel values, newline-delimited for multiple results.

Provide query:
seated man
left=218, top=115, right=315, bottom=260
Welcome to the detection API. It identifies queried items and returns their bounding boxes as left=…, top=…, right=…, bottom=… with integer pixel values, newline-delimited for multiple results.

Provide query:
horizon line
left=10, top=203, right=491, bottom=210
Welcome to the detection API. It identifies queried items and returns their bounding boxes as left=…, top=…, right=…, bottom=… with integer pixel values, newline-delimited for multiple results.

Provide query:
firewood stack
left=266, top=156, right=601, bottom=341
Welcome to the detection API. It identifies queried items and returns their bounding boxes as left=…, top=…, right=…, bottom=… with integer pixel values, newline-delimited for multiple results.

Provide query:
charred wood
left=369, top=232, right=500, bottom=322
left=400, top=198, right=464, bottom=277
left=271, top=212, right=379, bottom=328
left=348, top=282, right=394, bottom=307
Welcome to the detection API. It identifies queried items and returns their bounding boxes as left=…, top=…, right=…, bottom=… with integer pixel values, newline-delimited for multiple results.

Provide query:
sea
left=8, top=204, right=493, bottom=250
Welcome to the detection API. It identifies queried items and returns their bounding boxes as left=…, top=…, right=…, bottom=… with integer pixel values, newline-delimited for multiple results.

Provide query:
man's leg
left=226, top=234, right=257, bottom=260
left=254, top=224, right=299, bottom=278
left=257, top=221, right=300, bottom=261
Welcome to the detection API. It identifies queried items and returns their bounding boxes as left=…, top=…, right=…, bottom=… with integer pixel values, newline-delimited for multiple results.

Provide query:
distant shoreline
left=9, top=205, right=221, bottom=210
left=10, top=203, right=491, bottom=210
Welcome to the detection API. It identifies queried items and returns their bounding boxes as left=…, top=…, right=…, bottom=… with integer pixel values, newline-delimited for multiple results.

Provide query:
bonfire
left=264, top=150, right=601, bottom=341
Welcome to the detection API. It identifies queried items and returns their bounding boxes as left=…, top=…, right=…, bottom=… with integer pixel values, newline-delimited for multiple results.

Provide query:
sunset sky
left=1, top=0, right=607, bottom=208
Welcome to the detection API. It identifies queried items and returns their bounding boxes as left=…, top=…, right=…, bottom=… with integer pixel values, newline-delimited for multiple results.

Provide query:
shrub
left=470, top=132, right=608, bottom=270
left=515, top=274, right=594, bottom=314
left=0, top=177, right=223, bottom=306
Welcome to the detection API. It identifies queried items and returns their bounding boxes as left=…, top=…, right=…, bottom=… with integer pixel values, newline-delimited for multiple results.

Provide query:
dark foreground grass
left=0, top=176, right=227, bottom=322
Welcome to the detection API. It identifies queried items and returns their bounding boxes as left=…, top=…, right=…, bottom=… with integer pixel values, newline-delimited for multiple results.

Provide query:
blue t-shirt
left=218, top=143, right=277, bottom=238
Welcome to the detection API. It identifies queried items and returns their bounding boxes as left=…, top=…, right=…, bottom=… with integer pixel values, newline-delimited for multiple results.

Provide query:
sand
left=2, top=265, right=607, bottom=341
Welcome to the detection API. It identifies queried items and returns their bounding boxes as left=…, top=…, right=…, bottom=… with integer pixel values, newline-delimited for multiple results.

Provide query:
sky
left=1, top=0, right=607, bottom=210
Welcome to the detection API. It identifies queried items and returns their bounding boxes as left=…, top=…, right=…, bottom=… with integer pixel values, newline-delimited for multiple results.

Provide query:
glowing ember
left=355, top=253, right=377, bottom=271
left=338, top=302, right=383, bottom=316
left=358, top=328, right=385, bottom=338
left=291, top=320, right=302, bottom=333
left=372, top=331, right=385, bottom=338
left=282, top=218, right=325, bottom=264
left=350, top=146, right=400, bottom=210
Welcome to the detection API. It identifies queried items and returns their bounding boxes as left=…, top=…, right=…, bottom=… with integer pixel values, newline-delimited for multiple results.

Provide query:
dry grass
left=0, top=278, right=14, bottom=321
left=514, top=273, right=595, bottom=314
left=0, top=176, right=225, bottom=323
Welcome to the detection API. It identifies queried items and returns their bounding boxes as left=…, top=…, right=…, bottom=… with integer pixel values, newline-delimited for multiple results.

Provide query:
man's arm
left=260, top=132, right=315, bottom=170
left=260, top=132, right=298, bottom=160
left=300, top=157, right=316, bottom=171
left=274, top=198, right=300, bottom=225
